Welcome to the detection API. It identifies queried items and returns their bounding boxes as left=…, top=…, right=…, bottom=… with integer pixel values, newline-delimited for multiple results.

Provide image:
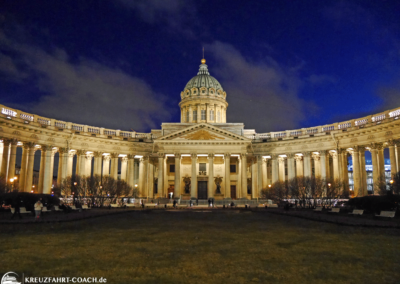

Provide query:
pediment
left=156, top=123, right=249, bottom=142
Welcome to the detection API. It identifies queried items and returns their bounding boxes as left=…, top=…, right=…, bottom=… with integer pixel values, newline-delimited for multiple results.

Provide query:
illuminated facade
left=1, top=59, right=400, bottom=199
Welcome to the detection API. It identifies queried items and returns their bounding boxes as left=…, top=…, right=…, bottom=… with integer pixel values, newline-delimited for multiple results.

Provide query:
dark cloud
left=207, top=42, right=318, bottom=132
left=0, top=29, right=171, bottom=132
left=115, top=0, right=197, bottom=37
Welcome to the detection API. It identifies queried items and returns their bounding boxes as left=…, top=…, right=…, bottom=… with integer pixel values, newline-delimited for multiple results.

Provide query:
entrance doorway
left=231, top=185, right=237, bottom=199
left=168, top=185, right=174, bottom=199
left=198, top=181, right=208, bottom=199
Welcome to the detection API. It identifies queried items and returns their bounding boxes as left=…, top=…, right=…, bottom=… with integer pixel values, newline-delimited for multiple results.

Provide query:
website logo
left=1, top=272, right=21, bottom=284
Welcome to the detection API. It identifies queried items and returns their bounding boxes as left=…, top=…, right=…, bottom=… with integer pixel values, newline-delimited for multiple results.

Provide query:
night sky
left=1, top=0, right=400, bottom=135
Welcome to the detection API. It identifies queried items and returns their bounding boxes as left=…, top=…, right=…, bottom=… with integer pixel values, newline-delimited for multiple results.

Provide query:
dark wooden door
left=231, top=185, right=236, bottom=199
left=198, top=181, right=208, bottom=199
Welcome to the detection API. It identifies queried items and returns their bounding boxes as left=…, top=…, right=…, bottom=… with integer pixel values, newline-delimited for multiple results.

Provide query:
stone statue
left=183, top=176, right=191, bottom=194
left=214, top=176, right=222, bottom=194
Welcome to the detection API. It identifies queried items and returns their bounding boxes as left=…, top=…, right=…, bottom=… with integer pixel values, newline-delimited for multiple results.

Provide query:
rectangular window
left=186, top=111, right=189, bottom=122
left=201, top=110, right=206, bottom=120
left=210, top=110, right=214, bottom=121
left=193, top=110, right=197, bottom=121
left=199, top=163, right=206, bottom=172
left=217, top=111, right=220, bottom=122
left=170, top=164, right=175, bottom=173
left=230, top=164, right=236, bottom=173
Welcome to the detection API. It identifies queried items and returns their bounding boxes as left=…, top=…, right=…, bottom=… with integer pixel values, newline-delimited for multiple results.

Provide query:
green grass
left=0, top=210, right=399, bottom=284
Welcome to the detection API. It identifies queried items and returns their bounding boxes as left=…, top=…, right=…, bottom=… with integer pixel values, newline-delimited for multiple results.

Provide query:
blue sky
left=1, top=0, right=400, bottom=133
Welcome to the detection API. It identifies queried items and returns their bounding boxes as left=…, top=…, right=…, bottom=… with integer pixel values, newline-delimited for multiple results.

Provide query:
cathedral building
left=1, top=58, right=400, bottom=199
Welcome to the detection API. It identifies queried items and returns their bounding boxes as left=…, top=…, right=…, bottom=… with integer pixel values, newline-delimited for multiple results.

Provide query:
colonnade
left=1, top=137, right=400, bottom=198
left=0, top=139, right=147, bottom=195
left=267, top=140, right=400, bottom=196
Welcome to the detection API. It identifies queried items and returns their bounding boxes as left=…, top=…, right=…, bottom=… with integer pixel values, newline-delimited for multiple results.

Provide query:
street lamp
left=9, top=177, right=17, bottom=192
left=268, top=184, right=271, bottom=188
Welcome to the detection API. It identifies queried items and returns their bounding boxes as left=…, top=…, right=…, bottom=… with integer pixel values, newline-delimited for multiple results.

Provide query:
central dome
left=184, top=63, right=224, bottom=92
left=179, top=59, right=228, bottom=124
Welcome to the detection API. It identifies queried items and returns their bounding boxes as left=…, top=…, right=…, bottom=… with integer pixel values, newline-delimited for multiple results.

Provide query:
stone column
left=175, top=153, right=181, bottom=199
left=191, top=153, right=197, bottom=199
left=127, top=154, right=135, bottom=187
left=237, top=155, right=242, bottom=197
left=388, top=140, right=397, bottom=177
left=303, top=152, right=311, bottom=178
left=57, top=149, right=65, bottom=185
left=110, top=153, right=119, bottom=179
left=19, top=143, right=30, bottom=190
left=396, top=142, right=400, bottom=175
left=0, top=139, right=10, bottom=178
left=251, top=157, right=258, bottom=198
left=330, top=151, right=340, bottom=181
left=241, top=153, right=248, bottom=199
left=271, top=154, right=279, bottom=183
left=67, top=151, right=74, bottom=177
left=257, top=155, right=263, bottom=195
left=325, top=152, right=331, bottom=181
left=351, top=147, right=361, bottom=196
left=262, top=157, right=268, bottom=188
left=224, top=153, right=231, bottom=198
left=340, top=149, right=349, bottom=188
left=76, top=150, right=86, bottom=177
left=369, top=145, right=379, bottom=191
left=312, top=153, right=321, bottom=177
left=119, top=157, right=127, bottom=181
left=38, top=149, right=46, bottom=192
left=48, top=148, right=57, bottom=190
left=147, top=159, right=154, bottom=197
left=295, top=155, right=303, bottom=177
left=93, top=152, right=102, bottom=177
left=320, top=150, right=327, bottom=180
left=278, top=156, right=285, bottom=181
left=7, top=139, right=18, bottom=182
left=378, top=144, right=385, bottom=179
left=208, top=154, right=214, bottom=198
left=102, top=155, right=110, bottom=177
left=197, top=104, right=201, bottom=122
left=163, top=156, right=168, bottom=196
left=139, top=156, right=148, bottom=197
left=24, top=143, right=36, bottom=192
left=42, top=145, right=53, bottom=194
left=287, top=154, right=295, bottom=180
left=358, top=146, right=367, bottom=196
left=157, top=153, right=164, bottom=197
left=85, top=153, right=93, bottom=177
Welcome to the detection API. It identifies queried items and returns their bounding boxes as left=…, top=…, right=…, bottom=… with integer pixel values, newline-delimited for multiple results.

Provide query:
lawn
left=0, top=210, right=399, bottom=284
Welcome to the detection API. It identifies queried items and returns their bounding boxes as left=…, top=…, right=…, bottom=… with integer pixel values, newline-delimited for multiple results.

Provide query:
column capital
left=278, top=156, right=285, bottom=163
left=174, top=153, right=181, bottom=159
left=86, top=153, right=94, bottom=160
left=241, top=153, right=248, bottom=158
left=311, top=153, right=320, bottom=161
left=224, top=153, right=230, bottom=158
left=110, top=153, right=119, bottom=158
left=287, top=153, right=294, bottom=159
left=1, top=138, right=12, bottom=144
left=294, top=155, right=303, bottom=162
left=93, top=151, right=103, bottom=158
left=10, top=139, right=18, bottom=146
left=24, top=142, right=36, bottom=150
left=141, top=155, right=149, bottom=161
left=58, top=147, right=68, bottom=154
left=127, top=154, right=135, bottom=159
left=191, top=153, right=197, bottom=159
left=103, top=155, right=111, bottom=161
left=303, top=151, right=311, bottom=157
left=42, top=145, right=53, bottom=152
left=271, top=154, right=278, bottom=160
left=77, top=149, right=86, bottom=156
left=208, top=153, right=214, bottom=159
left=387, top=139, right=396, bottom=147
left=329, top=150, right=338, bottom=158
left=158, top=152, right=165, bottom=158
left=319, top=150, right=327, bottom=155
left=120, top=156, right=128, bottom=162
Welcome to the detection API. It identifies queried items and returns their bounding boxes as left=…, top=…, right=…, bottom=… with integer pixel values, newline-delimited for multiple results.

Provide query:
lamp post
left=390, top=179, right=394, bottom=194
left=9, top=177, right=17, bottom=192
